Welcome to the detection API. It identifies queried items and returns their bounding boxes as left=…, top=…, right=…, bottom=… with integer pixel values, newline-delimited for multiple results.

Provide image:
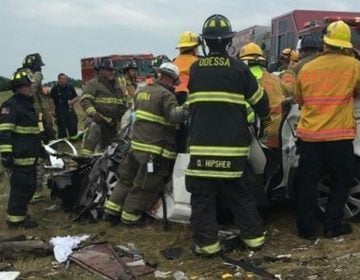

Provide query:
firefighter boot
left=103, top=212, right=120, bottom=226
left=7, top=216, right=39, bottom=229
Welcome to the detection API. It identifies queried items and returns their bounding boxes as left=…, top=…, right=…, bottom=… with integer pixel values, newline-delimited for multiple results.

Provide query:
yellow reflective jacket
left=295, top=52, right=360, bottom=142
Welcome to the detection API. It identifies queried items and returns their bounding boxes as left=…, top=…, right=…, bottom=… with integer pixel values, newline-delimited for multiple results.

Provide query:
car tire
left=317, top=159, right=360, bottom=221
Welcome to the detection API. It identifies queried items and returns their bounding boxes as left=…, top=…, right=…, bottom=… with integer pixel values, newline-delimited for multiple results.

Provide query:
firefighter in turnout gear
left=118, top=61, right=138, bottom=106
left=186, top=14, right=270, bottom=257
left=239, top=42, right=294, bottom=149
left=295, top=20, right=360, bottom=240
left=21, top=53, right=54, bottom=203
left=80, top=58, right=127, bottom=155
left=104, top=62, right=188, bottom=225
left=0, top=70, right=45, bottom=229
left=173, top=31, right=201, bottom=152
left=173, top=31, right=201, bottom=104
left=292, top=34, right=320, bottom=76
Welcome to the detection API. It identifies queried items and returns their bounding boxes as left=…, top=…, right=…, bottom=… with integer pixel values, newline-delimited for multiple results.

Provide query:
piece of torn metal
left=69, top=242, right=154, bottom=280
left=222, top=255, right=276, bottom=279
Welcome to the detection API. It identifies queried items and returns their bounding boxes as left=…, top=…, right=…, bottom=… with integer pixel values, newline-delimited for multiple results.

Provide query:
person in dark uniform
left=0, top=69, right=46, bottom=228
left=186, top=14, right=270, bottom=257
left=50, top=73, right=78, bottom=140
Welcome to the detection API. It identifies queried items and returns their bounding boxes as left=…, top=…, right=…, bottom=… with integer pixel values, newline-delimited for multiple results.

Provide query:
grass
left=2, top=90, right=360, bottom=279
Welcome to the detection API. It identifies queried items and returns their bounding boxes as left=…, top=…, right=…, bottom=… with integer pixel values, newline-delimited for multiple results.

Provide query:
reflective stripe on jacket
left=80, top=76, right=127, bottom=123
left=131, top=82, right=180, bottom=159
left=0, top=95, right=42, bottom=167
left=295, top=52, right=360, bottom=142
left=186, top=53, right=270, bottom=178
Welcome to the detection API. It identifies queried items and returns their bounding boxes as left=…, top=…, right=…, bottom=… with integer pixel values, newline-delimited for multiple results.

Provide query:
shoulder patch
left=1, top=107, right=10, bottom=115
left=136, top=91, right=151, bottom=102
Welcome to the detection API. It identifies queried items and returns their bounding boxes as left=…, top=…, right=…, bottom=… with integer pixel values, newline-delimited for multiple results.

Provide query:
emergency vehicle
left=228, top=25, right=271, bottom=57
left=231, top=10, right=360, bottom=64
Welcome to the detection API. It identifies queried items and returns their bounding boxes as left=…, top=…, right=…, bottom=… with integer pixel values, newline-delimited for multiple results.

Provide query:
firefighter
left=120, top=61, right=138, bottom=105
left=21, top=53, right=55, bottom=202
left=295, top=20, right=360, bottom=240
left=293, top=34, right=320, bottom=76
left=0, top=69, right=46, bottom=228
left=135, top=55, right=172, bottom=92
left=173, top=31, right=201, bottom=105
left=50, top=73, right=78, bottom=140
left=104, top=62, right=188, bottom=225
left=186, top=14, right=270, bottom=257
left=173, top=31, right=201, bottom=153
left=80, top=58, right=127, bottom=155
left=239, top=42, right=294, bottom=149
left=278, top=48, right=298, bottom=71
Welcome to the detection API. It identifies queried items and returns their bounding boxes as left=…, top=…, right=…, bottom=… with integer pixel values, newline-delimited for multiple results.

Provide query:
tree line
left=0, top=76, right=82, bottom=92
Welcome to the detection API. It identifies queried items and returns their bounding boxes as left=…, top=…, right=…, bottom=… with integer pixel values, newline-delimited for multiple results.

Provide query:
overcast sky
left=0, top=0, right=358, bottom=82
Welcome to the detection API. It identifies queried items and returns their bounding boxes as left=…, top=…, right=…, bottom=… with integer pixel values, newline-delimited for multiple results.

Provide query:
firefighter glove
left=169, top=105, right=189, bottom=123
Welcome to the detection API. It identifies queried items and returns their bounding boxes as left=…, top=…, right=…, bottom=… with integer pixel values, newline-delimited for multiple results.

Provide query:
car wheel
left=317, top=169, right=360, bottom=220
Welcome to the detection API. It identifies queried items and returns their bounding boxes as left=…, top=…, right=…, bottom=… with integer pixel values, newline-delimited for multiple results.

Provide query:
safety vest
left=186, top=54, right=270, bottom=179
left=295, top=53, right=360, bottom=142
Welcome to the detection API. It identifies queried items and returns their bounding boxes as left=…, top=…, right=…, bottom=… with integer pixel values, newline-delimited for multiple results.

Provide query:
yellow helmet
left=239, top=43, right=266, bottom=62
left=280, top=48, right=298, bottom=62
left=177, top=31, right=200, bottom=49
left=323, top=20, right=352, bottom=49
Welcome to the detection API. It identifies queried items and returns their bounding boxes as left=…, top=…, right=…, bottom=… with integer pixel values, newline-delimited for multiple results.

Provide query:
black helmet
left=201, top=14, right=234, bottom=40
left=99, top=58, right=115, bottom=70
left=123, top=61, right=138, bottom=72
left=10, top=69, right=33, bottom=89
left=151, top=55, right=171, bottom=68
left=300, top=34, right=320, bottom=50
left=23, top=53, right=45, bottom=68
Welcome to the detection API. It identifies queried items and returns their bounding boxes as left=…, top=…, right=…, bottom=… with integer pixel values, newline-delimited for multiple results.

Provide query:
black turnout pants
left=7, top=167, right=37, bottom=219
left=295, top=140, right=354, bottom=235
left=186, top=174, right=263, bottom=248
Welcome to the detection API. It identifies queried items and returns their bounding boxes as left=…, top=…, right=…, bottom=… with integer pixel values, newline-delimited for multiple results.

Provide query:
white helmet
left=154, top=62, right=180, bottom=85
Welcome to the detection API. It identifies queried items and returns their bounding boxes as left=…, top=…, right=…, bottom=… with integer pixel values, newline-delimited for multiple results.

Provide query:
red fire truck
left=231, top=10, right=360, bottom=65
left=81, top=54, right=154, bottom=83
left=228, top=25, right=271, bottom=57
left=298, top=15, right=360, bottom=54
left=269, top=10, right=360, bottom=64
